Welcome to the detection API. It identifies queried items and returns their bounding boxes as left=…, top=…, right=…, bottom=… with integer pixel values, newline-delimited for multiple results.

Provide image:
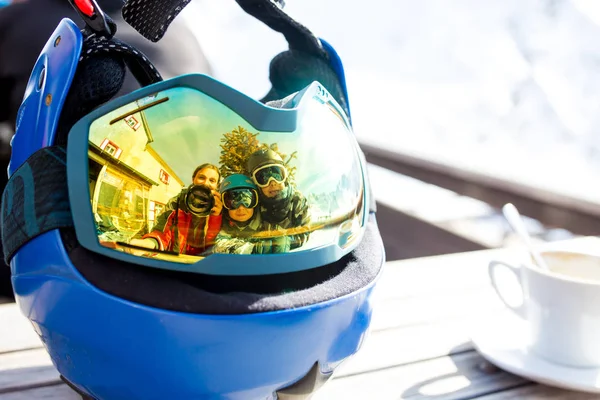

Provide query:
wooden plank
left=0, top=384, right=78, bottom=400
left=370, top=286, right=504, bottom=332
left=361, top=143, right=600, bottom=236
left=0, top=305, right=42, bottom=354
left=314, top=350, right=530, bottom=400
left=375, top=250, right=502, bottom=301
left=0, top=349, right=58, bottom=394
left=338, top=313, right=495, bottom=377
left=3, top=374, right=592, bottom=400
left=475, top=384, right=600, bottom=399
left=3, top=358, right=590, bottom=400
left=1, top=372, right=592, bottom=400
left=370, top=245, right=538, bottom=332
left=370, top=236, right=600, bottom=332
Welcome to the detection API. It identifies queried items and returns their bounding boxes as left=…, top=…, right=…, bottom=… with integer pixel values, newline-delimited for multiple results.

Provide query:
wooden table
left=1, top=238, right=600, bottom=399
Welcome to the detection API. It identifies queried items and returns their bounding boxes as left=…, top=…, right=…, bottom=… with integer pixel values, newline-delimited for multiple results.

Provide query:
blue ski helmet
left=220, top=173, right=258, bottom=193
left=1, top=0, right=385, bottom=399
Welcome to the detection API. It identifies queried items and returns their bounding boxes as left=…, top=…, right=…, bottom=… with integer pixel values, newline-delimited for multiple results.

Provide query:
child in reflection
left=213, top=172, right=306, bottom=255
left=129, top=163, right=223, bottom=255
left=211, top=174, right=262, bottom=254
left=246, top=148, right=311, bottom=252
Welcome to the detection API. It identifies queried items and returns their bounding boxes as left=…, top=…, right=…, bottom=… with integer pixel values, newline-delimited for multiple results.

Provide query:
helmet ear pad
left=54, top=54, right=126, bottom=147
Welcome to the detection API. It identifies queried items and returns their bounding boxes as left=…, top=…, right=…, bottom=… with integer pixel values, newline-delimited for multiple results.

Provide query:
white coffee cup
left=489, top=250, right=600, bottom=368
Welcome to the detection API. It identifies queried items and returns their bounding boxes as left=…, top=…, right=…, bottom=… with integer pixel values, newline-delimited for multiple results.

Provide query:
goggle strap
left=254, top=163, right=286, bottom=176
left=80, top=36, right=163, bottom=86
left=54, top=37, right=162, bottom=147
left=118, top=0, right=349, bottom=118
left=233, top=0, right=326, bottom=58
left=1, top=146, right=73, bottom=264
left=66, top=0, right=163, bottom=87
left=122, top=0, right=193, bottom=43
left=120, top=0, right=322, bottom=59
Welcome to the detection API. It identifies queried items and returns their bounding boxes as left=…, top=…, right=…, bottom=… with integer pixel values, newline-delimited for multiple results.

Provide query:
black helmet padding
left=62, top=215, right=383, bottom=314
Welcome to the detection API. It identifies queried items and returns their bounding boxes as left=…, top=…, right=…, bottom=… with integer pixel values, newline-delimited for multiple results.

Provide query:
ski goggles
left=222, top=188, right=259, bottom=210
left=48, top=74, right=369, bottom=275
left=252, top=164, right=288, bottom=188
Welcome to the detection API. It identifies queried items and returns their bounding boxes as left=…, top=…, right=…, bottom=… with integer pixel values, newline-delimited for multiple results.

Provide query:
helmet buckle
left=68, top=0, right=115, bottom=39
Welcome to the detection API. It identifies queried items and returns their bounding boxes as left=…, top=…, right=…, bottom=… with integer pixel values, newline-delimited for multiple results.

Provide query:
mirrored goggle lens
left=253, top=165, right=287, bottom=187
left=223, top=188, right=258, bottom=210
left=185, top=185, right=214, bottom=216
left=83, top=83, right=366, bottom=270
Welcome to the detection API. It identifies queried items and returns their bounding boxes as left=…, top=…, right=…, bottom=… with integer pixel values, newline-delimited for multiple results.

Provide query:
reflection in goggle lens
left=185, top=185, right=214, bottom=216
left=254, top=165, right=287, bottom=187
left=223, top=188, right=258, bottom=210
left=89, top=86, right=365, bottom=264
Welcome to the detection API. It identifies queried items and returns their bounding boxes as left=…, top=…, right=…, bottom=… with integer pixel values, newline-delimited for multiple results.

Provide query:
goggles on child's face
left=222, top=188, right=259, bottom=210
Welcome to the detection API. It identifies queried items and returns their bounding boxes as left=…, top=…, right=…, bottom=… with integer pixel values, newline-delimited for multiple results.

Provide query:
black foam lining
left=55, top=55, right=125, bottom=145
left=62, top=216, right=383, bottom=314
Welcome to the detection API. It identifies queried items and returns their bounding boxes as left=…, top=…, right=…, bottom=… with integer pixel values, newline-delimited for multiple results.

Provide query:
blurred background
left=181, top=0, right=600, bottom=257
left=2, top=0, right=600, bottom=299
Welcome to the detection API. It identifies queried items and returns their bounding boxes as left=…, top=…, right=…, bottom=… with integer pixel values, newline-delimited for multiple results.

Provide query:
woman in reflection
left=152, top=163, right=222, bottom=233
left=129, top=163, right=223, bottom=255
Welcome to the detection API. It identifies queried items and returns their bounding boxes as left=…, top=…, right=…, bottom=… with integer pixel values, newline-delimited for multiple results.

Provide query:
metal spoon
left=502, top=203, right=549, bottom=271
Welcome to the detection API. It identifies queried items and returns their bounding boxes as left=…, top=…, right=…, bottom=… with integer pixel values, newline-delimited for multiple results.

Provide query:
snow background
left=181, top=0, right=600, bottom=207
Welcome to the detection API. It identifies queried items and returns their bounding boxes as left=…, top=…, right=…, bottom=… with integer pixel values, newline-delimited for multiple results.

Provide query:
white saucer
left=469, top=311, right=600, bottom=393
